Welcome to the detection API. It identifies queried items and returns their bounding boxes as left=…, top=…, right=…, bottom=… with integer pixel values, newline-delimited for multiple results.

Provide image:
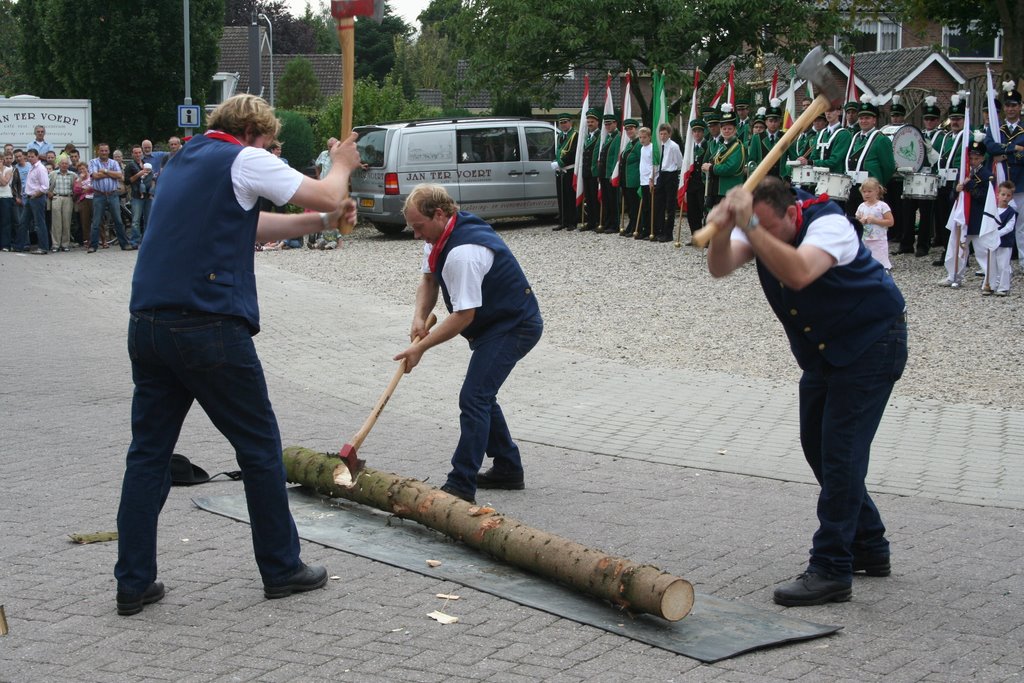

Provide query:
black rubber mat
left=194, top=487, right=840, bottom=662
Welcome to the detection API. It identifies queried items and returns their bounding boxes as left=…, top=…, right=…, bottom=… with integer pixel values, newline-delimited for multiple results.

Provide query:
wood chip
left=435, top=593, right=460, bottom=600
left=468, top=506, right=495, bottom=516
left=427, top=610, right=458, bottom=624
left=0, top=605, right=8, bottom=636
left=425, top=559, right=442, bottom=567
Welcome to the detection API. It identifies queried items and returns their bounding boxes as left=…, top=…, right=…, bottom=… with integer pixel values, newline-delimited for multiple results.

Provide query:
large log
left=283, top=446, right=694, bottom=622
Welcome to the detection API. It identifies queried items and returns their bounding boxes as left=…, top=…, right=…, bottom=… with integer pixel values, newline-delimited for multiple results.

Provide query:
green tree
left=430, top=0, right=848, bottom=124
left=312, top=74, right=436, bottom=144
left=492, top=93, right=533, bottom=116
left=14, top=0, right=222, bottom=145
left=278, top=57, right=323, bottom=109
left=354, top=8, right=413, bottom=84
left=276, top=109, right=316, bottom=172
left=393, top=24, right=459, bottom=106
left=224, top=0, right=316, bottom=54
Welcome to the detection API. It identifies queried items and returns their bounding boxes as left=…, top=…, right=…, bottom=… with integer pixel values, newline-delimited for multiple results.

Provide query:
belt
left=54, top=193, right=72, bottom=197
left=93, top=190, right=117, bottom=195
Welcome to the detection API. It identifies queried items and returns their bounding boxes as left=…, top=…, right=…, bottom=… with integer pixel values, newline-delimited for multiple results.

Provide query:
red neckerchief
left=794, top=193, right=833, bottom=234
left=204, top=130, right=244, bottom=146
left=427, top=214, right=458, bottom=273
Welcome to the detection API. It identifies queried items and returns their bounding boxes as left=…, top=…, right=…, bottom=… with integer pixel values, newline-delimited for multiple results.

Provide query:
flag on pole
left=572, top=74, right=590, bottom=207
left=806, top=79, right=814, bottom=100
left=783, top=64, right=797, bottom=131
left=597, top=73, right=614, bottom=202
left=708, top=81, right=727, bottom=108
left=769, top=67, right=779, bottom=101
left=727, top=63, right=736, bottom=106
left=945, top=92, right=971, bottom=281
left=844, top=56, right=857, bottom=104
left=979, top=65, right=1006, bottom=253
left=677, top=68, right=700, bottom=209
left=651, top=70, right=667, bottom=167
left=610, top=72, right=632, bottom=187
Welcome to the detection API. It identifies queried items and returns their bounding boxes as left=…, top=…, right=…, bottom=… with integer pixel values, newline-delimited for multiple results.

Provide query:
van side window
left=525, top=127, right=556, bottom=162
left=458, top=127, right=520, bottom=163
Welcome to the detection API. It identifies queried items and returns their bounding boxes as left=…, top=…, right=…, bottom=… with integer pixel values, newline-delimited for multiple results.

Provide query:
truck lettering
left=14, top=112, right=36, bottom=121
left=430, top=170, right=452, bottom=180
left=41, top=113, right=78, bottom=126
left=407, top=172, right=426, bottom=181
left=457, top=169, right=492, bottom=180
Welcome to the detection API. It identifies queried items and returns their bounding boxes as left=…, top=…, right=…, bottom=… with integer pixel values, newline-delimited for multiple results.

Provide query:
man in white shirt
left=396, top=184, right=543, bottom=505
left=654, top=123, right=684, bottom=243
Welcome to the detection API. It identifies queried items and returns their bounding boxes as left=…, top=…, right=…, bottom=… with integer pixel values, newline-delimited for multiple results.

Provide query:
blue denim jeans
left=445, top=316, right=543, bottom=496
left=90, top=193, right=128, bottom=248
left=16, top=195, right=49, bottom=251
left=798, top=317, right=908, bottom=581
left=115, top=310, right=301, bottom=595
left=0, top=197, right=13, bottom=249
left=128, top=196, right=151, bottom=245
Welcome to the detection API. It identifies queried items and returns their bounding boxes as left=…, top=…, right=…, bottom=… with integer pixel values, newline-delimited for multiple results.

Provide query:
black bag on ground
left=170, top=454, right=242, bottom=486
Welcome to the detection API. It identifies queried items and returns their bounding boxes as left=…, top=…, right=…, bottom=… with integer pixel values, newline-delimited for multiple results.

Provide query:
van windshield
left=355, top=128, right=386, bottom=167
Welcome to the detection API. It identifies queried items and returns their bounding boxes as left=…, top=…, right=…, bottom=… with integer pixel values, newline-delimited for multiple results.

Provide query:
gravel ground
left=261, top=217, right=1023, bottom=409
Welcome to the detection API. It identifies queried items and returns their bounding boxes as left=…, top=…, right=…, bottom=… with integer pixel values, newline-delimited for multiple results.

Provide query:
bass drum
left=881, top=124, right=926, bottom=172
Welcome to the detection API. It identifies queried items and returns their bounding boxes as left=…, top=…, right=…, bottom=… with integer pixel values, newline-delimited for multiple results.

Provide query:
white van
left=351, top=117, right=559, bottom=234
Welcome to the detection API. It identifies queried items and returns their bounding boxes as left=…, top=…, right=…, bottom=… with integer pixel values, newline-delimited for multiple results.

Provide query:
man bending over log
left=705, top=178, right=908, bottom=607
left=114, top=94, right=361, bottom=616
left=395, top=184, right=543, bottom=505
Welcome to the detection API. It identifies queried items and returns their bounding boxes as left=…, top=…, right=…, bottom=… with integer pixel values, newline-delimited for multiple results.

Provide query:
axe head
left=338, top=443, right=365, bottom=479
left=797, top=46, right=844, bottom=109
left=331, top=0, right=385, bottom=23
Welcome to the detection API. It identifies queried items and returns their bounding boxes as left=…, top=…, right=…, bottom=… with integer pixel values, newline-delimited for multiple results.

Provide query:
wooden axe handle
left=347, top=313, right=438, bottom=452
left=335, top=17, right=356, bottom=234
left=691, top=93, right=832, bottom=248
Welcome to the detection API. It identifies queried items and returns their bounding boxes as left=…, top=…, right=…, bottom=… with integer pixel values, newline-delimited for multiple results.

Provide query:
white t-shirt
left=731, top=210, right=859, bottom=267
left=421, top=243, right=494, bottom=311
left=857, top=200, right=892, bottom=242
left=230, top=146, right=304, bottom=210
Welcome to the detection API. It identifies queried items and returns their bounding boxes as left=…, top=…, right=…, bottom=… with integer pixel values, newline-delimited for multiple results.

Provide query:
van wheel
left=371, top=222, right=406, bottom=236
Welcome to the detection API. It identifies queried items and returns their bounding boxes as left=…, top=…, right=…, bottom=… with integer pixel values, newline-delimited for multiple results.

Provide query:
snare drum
left=792, top=165, right=819, bottom=187
left=817, top=173, right=852, bottom=201
left=903, top=172, right=939, bottom=199
left=881, top=124, right=926, bottom=173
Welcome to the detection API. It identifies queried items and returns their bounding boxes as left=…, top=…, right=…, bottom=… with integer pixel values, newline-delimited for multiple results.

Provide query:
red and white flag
left=844, top=56, right=858, bottom=104
left=945, top=94, right=971, bottom=281
left=572, top=74, right=590, bottom=207
left=677, top=69, right=700, bottom=209
left=597, top=73, right=614, bottom=201
left=979, top=64, right=1006, bottom=254
left=610, top=72, right=632, bottom=187
left=769, top=67, right=779, bottom=102
left=708, top=81, right=727, bottom=109
left=727, top=63, right=736, bottom=106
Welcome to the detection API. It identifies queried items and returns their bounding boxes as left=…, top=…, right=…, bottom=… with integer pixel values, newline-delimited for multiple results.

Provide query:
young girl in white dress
left=854, top=177, right=894, bottom=271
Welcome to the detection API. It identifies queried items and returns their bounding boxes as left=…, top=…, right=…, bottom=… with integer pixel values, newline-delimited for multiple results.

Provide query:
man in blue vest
left=114, top=94, right=362, bottom=616
left=706, top=178, right=908, bottom=607
left=395, top=184, right=543, bottom=505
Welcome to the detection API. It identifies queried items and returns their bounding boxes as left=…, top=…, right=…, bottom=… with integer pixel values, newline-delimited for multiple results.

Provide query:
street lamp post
left=257, top=12, right=274, bottom=107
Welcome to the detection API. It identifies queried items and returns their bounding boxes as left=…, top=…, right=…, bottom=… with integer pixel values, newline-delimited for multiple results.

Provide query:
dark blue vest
left=130, top=135, right=262, bottom=332
left=433, top=212, right=541, bottom=348
left=756, top=191, right=905, bottom=369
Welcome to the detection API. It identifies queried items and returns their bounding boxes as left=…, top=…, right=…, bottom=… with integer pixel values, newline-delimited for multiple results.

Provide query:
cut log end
left=659, top=579, right=695, bottom=622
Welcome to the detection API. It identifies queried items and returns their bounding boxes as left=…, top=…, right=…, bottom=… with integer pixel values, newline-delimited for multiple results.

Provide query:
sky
left=282, top=0, right=431, bottom=29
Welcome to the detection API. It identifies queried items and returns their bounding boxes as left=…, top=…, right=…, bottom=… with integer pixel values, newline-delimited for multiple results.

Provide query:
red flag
left=677, top=69, right=700, bottom=208
left=844, top=56, right=857, bottom=104
left=572, top=75, right=590, bottom=207
left=727, top=64, right=735, bottom=106
left=769, top=67, right=779, bottom=102
left=596, top=74, right=613, bottom=202
left=610, top=72, right=632, bottom=187
left=708, top=81, right=727, bottom=108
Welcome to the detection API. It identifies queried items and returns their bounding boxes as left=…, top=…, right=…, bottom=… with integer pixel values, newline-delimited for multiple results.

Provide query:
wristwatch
left=741, top=213, right=760, bottom=234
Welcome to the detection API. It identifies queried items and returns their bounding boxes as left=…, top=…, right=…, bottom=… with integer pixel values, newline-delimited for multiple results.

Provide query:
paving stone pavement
left=1, top=247, right=1022, bottom=682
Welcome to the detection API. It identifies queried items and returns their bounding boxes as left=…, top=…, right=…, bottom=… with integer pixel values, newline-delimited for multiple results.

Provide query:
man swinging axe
left=701, top=47, right=909, bottom=607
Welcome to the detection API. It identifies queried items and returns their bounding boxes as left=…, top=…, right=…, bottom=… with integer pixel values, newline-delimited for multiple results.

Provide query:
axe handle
left=347, top=313, right=438, bottom=452
left=336, top=17, right=356, bottom=234
left=692, top=93, right=832, bottom=248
